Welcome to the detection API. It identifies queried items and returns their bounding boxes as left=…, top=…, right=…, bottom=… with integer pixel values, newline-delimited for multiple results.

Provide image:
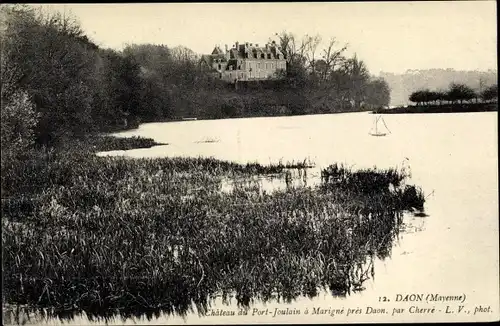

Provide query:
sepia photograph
left=1, top=1, right=498, bottom=325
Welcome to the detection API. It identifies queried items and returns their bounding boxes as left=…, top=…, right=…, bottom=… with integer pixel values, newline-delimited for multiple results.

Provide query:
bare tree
left=304, top=34, right=322, bottom=73
left=273, top=31, right=294, bottom=61
left=320, top=37, right=348, bottom=81
left=170, top=45, right=198, bottom=63
left=274, top=31, right=310, bottom=68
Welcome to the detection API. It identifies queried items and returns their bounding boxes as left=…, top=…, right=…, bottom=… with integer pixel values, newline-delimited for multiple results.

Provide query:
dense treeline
left=372, top=82, right=498, bottom=113
left=409, top=83, right=498, bottom=106
left=272, top=32, right=391, bottom=112
left=122, top=32, right=391, bottom=121
left=1, top=5, right=142, bottom=146
left=381, top=69, right=497, bottom=106
left=1, top=4, right=390, bottom=148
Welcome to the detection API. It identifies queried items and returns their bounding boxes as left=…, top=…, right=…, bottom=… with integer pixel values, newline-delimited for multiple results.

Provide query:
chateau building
left=199, top=41, right=287, bottom=83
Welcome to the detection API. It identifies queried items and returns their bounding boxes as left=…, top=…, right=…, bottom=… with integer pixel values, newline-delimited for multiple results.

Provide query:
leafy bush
left=1, top=89, right=40, bottom=194
left=1, top=90, right=39, bottom=151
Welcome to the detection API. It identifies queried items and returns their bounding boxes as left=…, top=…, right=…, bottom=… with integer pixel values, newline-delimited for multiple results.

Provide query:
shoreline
left=132, top=109, right=374, bottom=126
left=373, top=102, right=498, bottom=114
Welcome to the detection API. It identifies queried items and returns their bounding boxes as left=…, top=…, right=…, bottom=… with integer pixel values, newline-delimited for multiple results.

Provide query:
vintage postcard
left=1, top=1, right=498, bottom=325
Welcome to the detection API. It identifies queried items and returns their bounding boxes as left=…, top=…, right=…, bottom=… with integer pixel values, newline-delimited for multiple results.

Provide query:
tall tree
left=304, top=34, right=322, bottom=75
left=447, top=83, right=476, bottom=104
left=170, top=45, right=198, bottom=63
left=481, top=84, right=498, bottom=103
left=365, top=78, right=391, bottom=108
left=340, top=54, right=370, bottom=109
left=1, top=5, right=99, bottom=144
left=319, top=37, right=348, bottom=82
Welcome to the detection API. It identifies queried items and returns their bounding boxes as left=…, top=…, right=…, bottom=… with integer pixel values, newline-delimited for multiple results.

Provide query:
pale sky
left=37, top=1, right=497, bottom=74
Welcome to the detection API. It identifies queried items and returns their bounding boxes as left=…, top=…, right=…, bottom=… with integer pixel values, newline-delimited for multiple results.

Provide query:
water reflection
left=221, top=168, right=315, bottom=194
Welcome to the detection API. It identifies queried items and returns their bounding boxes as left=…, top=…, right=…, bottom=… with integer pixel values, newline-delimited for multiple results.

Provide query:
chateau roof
left=204, top=42, right=285, bottom=61
left=199, top=55, right=218, bottom=71
left=211, top=46, right=224, bottom=55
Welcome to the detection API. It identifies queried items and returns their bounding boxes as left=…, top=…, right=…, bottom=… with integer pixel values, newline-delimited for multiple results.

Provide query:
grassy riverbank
left=2, top=136, right=425, bottom=323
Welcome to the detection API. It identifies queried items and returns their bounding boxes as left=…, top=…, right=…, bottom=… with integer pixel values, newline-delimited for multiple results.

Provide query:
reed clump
left=321, top=163, right=425, bottom=211
left=2, top=139, right=425, bottom=323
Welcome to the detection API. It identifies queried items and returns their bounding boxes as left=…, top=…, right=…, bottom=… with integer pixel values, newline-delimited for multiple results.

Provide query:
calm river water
left=15, top=112, right=499, bottom=324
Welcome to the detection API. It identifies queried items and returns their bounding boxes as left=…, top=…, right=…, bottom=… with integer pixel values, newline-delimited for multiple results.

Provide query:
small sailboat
left=369, top=115, right=391, bottom=137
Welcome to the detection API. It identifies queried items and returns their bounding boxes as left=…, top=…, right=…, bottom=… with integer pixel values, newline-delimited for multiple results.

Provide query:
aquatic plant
left=398, top=185, right=426, bottom=211
left=321, top=163, right=407, bottom=193
left=2, top=139, right=424, bottom=323
left=320, top=163, right=424, bottom=212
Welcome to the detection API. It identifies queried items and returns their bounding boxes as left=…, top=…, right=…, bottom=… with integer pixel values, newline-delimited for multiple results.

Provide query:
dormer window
left=267, top=54, right=271, bottom=59
left=261, top=54, right=265, bottom=59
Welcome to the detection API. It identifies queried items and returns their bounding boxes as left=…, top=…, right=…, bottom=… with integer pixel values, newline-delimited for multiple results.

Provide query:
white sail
left=369, top=115, right=391, bottom=136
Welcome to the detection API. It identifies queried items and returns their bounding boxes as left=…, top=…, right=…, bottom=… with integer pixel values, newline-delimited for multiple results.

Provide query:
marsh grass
left=88, top=135, right=168, bottom=152
left=2, top=138, right=425, bottom=324
left=321, top=163, right=425, bottom=211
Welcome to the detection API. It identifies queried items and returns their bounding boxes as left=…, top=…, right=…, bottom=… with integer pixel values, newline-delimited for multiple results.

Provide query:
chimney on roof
left=225, top=44, right=228, bottom=52
left=256, top=43, right=259, bottom=47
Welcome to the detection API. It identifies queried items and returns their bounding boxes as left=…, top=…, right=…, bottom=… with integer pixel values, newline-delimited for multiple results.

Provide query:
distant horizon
left=380, top=67, right=498, bottom=73
left=377, top=68, right=498, bottom=79
left=30, top=2, right=497, bottom=75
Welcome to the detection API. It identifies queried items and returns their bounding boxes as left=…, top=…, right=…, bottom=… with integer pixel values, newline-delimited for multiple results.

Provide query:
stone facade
left=199, top=41, right=287, bottom=83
